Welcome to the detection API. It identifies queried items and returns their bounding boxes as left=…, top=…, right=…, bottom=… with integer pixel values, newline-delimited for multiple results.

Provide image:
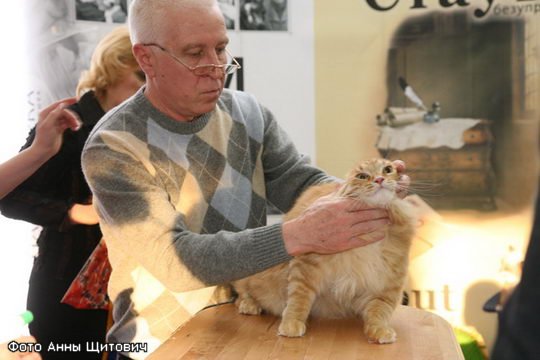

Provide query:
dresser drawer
left=410, top=169, right=495, bottom=196
left=385, top=145, right=492, bottom=171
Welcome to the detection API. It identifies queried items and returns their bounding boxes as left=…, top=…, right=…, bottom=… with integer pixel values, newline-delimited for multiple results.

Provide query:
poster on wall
left=239, top=0, right=288, bottom=31
left=356, top=3, right=539, bottom=214
left=312, top=0, right=539, bottom=353
left=25, top=0, right=287, bottom=123
left=218, top=0, right=290, bottom=31
left=388, top=1, right=538, bottom=350
left=218, top=0, right=236, bottom=30
left=75, top=0, right=129, bottom=23
left=26, top=0, right=124, bottom=123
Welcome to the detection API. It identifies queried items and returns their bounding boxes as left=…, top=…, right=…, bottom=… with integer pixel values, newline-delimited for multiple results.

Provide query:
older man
left=82, top=0, right=404, bottom=358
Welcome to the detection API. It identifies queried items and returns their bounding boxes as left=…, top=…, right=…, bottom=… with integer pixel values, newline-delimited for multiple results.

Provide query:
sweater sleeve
left=0, top=128, right=75, bottom=229
left=260, top=105, right=335, bottom=212
left=82, top=131, right=292, bottom=292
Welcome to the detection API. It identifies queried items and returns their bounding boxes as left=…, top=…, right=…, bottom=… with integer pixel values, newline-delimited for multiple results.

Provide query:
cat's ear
left=391, top=160, right=406, bottom=174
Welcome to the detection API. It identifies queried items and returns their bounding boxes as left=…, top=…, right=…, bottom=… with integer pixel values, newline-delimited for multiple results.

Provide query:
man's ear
left=132, top=44, right=155, bottom=78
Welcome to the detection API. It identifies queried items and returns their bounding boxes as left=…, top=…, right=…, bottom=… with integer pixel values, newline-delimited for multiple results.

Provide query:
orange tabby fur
left=233, top=158, right=416, bottom=344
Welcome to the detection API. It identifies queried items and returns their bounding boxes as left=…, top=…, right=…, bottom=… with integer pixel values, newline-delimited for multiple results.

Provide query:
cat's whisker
left=406, top=184, right=447, bottom=200
left=406, top=185, right=442, bottom=194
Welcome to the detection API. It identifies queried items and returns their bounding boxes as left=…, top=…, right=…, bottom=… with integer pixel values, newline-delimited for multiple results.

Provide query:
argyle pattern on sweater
left=82, top=88, right=330, bottom=359
left=145, top=101, right=267, bottom=234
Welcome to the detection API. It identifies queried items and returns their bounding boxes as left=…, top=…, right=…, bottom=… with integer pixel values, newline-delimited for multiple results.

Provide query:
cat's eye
left=383, top=166, right=393, bottom=174
left=356, top=173, right=369, bottom=180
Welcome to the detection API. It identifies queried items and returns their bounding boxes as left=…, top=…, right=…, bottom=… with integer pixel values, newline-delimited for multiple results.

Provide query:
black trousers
left=492, top=193, right=540, bottom=360
left=116, top=353, right=133, bottom=360
left=27, top=270, right=108, bottom=360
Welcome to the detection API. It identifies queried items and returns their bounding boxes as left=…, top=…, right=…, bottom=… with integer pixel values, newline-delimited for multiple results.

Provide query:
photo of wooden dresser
left=377, top=119, right=495, bottom=210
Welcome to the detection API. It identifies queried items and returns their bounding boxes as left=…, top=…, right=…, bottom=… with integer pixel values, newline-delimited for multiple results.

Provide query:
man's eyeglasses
left=142, top=43, right=241, bottom=76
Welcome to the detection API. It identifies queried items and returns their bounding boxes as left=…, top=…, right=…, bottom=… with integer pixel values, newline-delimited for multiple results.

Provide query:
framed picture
left=218, top=0, right=236, bottom=30
left=75, top=0, right=129, bottom=24
left=239, top=0, right=288, bottom=31
left=26, top=0, right=130, bottom=110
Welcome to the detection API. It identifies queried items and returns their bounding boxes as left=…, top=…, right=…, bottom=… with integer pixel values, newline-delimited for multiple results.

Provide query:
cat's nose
left=374, top=177, right=384, bottom=185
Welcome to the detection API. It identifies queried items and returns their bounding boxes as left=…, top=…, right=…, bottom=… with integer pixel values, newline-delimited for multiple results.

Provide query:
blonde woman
left=0, top=26, right=144, bottom=360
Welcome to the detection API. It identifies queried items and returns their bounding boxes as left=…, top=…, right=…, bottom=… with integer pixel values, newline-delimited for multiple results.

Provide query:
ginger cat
left=233, top=158, right=416, bottom=344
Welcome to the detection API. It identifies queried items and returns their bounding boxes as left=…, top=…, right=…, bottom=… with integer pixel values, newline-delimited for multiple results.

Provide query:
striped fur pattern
left=233, top=158, right=416, bottom=343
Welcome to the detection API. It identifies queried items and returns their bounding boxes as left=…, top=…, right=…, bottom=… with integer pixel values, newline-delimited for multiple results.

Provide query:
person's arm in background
left=0, top=98, right=80, bottom=200
left=0, top=97, right=96, bottom=228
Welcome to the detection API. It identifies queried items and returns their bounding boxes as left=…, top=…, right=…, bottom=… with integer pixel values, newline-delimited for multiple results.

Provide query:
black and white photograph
left=27, top=0, right=124, bottom=111
left=239, top=0, right=288, bottom=31
left=218, top=0, right=236, bottom=30
left=76, top=0, right=129, bottom=23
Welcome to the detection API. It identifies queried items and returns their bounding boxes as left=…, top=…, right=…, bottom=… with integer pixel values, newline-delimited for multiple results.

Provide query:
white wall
left=0, top=3, right=35, bottom=335
left=28, top=0, right=316, bottom=160
left=227, top=0, right=316, bottom=160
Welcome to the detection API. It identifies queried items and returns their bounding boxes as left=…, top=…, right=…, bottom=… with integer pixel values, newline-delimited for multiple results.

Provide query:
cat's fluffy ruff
left=233, top=158, right=416, bottom=343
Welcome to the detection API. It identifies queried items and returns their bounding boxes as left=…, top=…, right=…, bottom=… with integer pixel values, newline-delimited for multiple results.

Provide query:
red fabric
left=61, top=239, right=112, bottom=310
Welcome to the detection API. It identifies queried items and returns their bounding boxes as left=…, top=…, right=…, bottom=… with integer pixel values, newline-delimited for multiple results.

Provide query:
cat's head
left=339, top=158, right=401, bottom=206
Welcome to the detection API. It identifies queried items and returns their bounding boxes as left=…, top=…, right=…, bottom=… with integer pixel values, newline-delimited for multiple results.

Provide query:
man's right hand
left=281, top=193, right=390, bottom=256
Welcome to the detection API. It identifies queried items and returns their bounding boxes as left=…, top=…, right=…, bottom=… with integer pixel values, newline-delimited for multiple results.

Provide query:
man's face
left=147, top=4, right=229, bottom=121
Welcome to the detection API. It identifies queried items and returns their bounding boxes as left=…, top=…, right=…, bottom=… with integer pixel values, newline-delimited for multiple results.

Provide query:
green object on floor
left=454, top=328, right=485, bottom=360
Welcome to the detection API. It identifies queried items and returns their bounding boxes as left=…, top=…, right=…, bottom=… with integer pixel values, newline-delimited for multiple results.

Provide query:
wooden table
left=148, top=303, right=464, bottom=360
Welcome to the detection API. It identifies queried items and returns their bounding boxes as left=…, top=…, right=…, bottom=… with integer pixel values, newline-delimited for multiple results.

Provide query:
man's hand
left=282, top=193, right=390, bottom=256
left=281, top=159, right=409, bottom=256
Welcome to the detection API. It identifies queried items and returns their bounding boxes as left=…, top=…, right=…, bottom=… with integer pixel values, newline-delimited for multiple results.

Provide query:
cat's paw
left=278, top=319, right=307, bottom=337
left=236, top=298, right=262, bottom=315
left=365, top=325, right=397, bottom=344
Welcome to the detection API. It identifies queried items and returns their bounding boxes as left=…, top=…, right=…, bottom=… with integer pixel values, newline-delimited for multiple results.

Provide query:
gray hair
left=128, top=0, right=218, bottom=45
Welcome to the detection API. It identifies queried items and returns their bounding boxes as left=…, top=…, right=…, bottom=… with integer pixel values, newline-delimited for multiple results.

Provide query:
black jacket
left=492, top=187, right=540, bottom=360
left=0, top=91, right=104, bottom=283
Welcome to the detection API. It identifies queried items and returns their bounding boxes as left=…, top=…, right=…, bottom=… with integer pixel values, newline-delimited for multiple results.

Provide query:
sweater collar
left=131, top=86, right=214, bottom=135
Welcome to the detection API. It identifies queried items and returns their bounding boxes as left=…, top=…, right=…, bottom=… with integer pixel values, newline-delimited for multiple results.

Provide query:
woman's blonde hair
left=76, top=26, right=139, bottom=99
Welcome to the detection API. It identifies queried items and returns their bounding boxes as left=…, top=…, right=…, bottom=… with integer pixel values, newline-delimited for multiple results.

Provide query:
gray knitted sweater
left=81, top=87, right=330, bottom=358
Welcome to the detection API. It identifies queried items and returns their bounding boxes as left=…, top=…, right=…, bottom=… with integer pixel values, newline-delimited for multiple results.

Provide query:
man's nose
left=207, top=66, right=226, bottom=79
